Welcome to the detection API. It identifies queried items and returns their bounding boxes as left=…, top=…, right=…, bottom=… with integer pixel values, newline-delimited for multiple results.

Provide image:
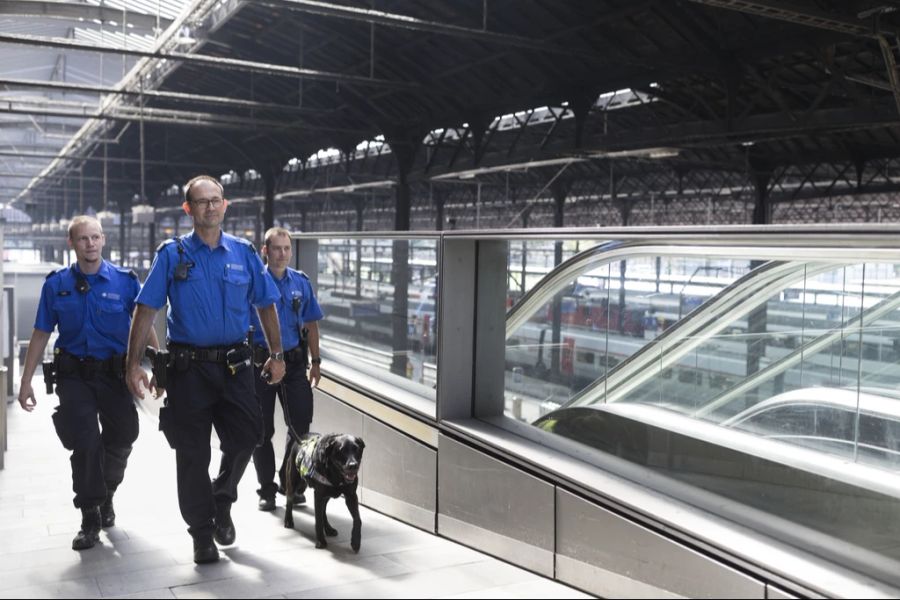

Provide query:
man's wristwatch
left=269, top=351, right=285, bottom=362
left=310, top=357, right=322, bottom=365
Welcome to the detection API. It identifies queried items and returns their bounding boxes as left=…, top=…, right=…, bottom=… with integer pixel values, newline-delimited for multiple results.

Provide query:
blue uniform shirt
left=250, top=267, right=324, bottom=351
left=35, top=260, right=141, bottom=359
left=137, top=230, right=279, bottom=347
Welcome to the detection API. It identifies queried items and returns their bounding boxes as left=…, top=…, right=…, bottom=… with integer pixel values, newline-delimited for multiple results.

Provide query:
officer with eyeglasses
left=125, top=174, right=285, bottom=564
left=18, top=215, right=157, bottom=552
left=250, top=227, right=324, bottom=512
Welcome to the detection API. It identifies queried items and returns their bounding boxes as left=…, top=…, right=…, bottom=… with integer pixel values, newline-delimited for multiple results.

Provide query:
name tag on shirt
left=226, top=263, right=244, bottom=272
left=101, top=292, right=121, bottom=300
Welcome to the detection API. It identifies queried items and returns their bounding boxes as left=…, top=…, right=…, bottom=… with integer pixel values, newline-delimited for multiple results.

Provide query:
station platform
left=0, top=386, right=589, bottom=599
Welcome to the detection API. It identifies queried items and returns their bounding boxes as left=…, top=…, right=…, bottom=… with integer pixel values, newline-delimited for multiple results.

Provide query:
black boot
left=100, top=493, right=116, bottom=528
left=193, top=535, right=219, bottom=564
left=258, top=491, right=275, bottom=512
left=213, top=502, right=235, bottom=545
left=72, top=507, right=101, bottom=551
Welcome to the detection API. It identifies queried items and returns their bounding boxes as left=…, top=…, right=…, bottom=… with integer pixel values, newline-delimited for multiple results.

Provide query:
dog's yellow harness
left=295, top=433, right=332, bottom=486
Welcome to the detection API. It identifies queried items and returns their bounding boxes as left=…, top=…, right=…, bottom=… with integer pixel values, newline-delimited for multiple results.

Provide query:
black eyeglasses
left=192, top=198, right=224, bottom=209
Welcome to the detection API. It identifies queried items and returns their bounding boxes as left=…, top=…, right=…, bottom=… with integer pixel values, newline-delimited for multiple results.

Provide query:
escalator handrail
left=692, top=286, right=900, bottom=419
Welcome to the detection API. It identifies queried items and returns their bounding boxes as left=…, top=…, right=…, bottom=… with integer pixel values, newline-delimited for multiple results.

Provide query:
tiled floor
left=0, top=386, right=591, bottom=599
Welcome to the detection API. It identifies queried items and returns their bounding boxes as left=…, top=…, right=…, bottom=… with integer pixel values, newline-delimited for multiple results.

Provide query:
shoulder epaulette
left=156, top=238, right=177, bottom=253
left=234, top=236, right=256, bottom=253
left=45, top=267, right=66, bottom=280
left=116, top=266, right=138, bottom=279
left=296, top=270, right=309, bottom=280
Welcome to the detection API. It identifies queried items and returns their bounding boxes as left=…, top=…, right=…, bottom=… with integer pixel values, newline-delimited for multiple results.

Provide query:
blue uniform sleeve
left=248, top=251, right=279, bottom=308
left=136, top=247, right=171, bottom=309
left=126, top=272, right=141, bottom=314
left=301, top=280, right=324, bottom=322
left=34, top=279, right=57, bottom=333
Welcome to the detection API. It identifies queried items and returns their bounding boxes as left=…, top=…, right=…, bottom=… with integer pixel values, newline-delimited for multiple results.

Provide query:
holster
left=300, top=327, right=309, bottom=368
left=226, top=345, right=252, bottom=376
left=42, top=360, right=56, bottom=395
left=145, top=346, right=170, bottom=389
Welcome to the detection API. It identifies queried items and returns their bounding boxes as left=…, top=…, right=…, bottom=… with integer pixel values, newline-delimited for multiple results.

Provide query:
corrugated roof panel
left=0, top=0, right=197, bottom=203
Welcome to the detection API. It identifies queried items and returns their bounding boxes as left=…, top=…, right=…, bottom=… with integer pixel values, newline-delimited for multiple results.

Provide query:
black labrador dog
left=284, top=432, right=365, bottom=552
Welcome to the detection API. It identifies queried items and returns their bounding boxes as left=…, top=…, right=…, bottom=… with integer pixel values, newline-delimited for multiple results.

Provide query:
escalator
left=504, top=241, right=900, bottom=583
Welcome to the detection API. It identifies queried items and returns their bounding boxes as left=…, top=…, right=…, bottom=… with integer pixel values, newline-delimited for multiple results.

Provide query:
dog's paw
left=351, top=526, right=361, bottom=552
left=284, top=518, right=294, bottom=529
left=324, top=525, right=338, bottom=537
left=315, top=539, right=327, bottom=549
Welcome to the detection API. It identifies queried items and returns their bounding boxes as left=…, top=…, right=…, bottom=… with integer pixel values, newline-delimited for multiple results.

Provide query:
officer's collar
left=267, top=266, right=291, bottom=282
left=73, top=260, right=111, bottom=280
left=185, top=229, right=232, bottom=252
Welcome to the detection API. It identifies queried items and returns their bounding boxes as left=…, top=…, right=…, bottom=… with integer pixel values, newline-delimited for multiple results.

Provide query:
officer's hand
left=127, top=366, right=151, bottom=399
left=18, top=381, right=36, bottom=412
left=309, top=363, right=321, bottom=388
left=262, top=357, right=285, bottom=385
left=148, top=374, right=164, bottom=399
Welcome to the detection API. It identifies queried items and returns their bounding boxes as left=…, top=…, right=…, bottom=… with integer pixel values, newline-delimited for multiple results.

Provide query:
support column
left=751, top=167, right=772, bottom=225
left=263, top=167, right=277, bottom=233
left=747, top=167, right=771, bottom=403
left=356, top=198, right=364, bottom=299
left=434, top=185, right=444, bottom=231
left=550, top=180, right=570, bottom=379
left=382, top=125, right=422, bottom=377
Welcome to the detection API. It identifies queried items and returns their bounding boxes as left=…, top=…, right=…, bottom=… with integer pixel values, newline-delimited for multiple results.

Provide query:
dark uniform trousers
left=252, top=359, right=314, bottom=498
left=55, top=373, right=138, bottom=509
left=167, top=360, right=261, bottom=538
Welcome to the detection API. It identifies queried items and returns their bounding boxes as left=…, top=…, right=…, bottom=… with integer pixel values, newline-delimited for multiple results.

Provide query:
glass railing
left=314, top=236, right=438, bottom=414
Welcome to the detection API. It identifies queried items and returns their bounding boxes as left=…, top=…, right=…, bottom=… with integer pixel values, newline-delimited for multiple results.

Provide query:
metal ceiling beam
left=261, top=0, right=612, bottom=60
left=0, top=77, right=332, bottom=115
left=576, top=103, right=900, bottom=155
left=0, top=0, right=174, bottom=32
left=687, top=0, right=877, bottom=38
left=0, top=172, right=173, bottom=184
left=0, top=150, right=234, bottom=169
left=0, top=32, right=420, bottom=90
left=0, top=101, right=366, bottom=134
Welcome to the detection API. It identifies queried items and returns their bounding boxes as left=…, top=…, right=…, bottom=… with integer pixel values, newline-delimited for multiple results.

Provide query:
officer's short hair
left=183, top=175, right=224, bottom=203
left=264, top=227, right=292, bottom=249
left=68, top=215, right=103, bottom=240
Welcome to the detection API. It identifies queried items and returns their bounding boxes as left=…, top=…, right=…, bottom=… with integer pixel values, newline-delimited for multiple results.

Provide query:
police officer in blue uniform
left=125, top=175, right=285, bottom=565
left=18, top=215, right=155, bottom=551
left=251, top=227, right=324, bottom=512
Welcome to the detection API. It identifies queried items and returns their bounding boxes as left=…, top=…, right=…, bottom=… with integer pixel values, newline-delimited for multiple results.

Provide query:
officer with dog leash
left=250, top=227, right=324, bottom=512
left=18, top=215, right=157, bottom=552
left=125, top=175, right=285, bottom=564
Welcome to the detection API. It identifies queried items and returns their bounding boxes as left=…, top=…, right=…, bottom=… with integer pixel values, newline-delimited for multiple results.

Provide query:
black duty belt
left=56, top=350, right=125, bottom=377
left=253, top=344, right=303, bottom=365
left=170, top=342, right=248, bottom=363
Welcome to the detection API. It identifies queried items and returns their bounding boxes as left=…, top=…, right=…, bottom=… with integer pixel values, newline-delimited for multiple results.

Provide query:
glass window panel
left=315, top=237, right=438, bottom=409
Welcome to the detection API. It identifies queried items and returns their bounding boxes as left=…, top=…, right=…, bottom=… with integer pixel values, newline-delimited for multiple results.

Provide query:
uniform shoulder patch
left=156, top=238, right=177, bottom=253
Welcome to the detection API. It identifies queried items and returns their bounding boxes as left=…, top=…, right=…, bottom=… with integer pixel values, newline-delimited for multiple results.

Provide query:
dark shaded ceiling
left=9, top=0, right=900, bottom=224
